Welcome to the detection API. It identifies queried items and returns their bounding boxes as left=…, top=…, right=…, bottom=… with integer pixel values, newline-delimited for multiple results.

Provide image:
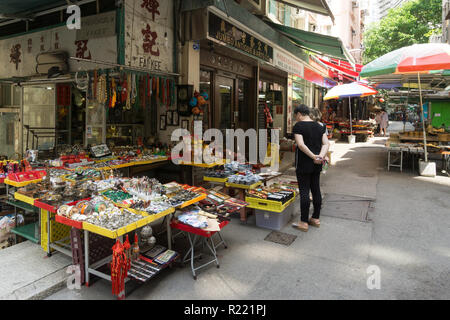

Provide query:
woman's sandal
left=308, top=218, right=321, bottom=228
left=292, top=222, right=309, bottom=232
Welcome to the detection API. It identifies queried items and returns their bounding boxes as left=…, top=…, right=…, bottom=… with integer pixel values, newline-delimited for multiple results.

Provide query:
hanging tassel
left=166, top=78, right=170, bottom=107
left=147, top=75, right=151, bottom=100
left=140, top=75, right=146, bottom=109
left=126, top=73, right=131, bottom=110
left=93, top=70, right=98, bottom=102
left=111, top=77, right=117, bottom=108
left=161, top=78, right=166, bottom=105
left=156, top=76, right=160, bottom=101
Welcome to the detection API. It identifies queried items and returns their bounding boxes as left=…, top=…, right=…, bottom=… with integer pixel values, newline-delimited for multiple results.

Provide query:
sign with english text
left=124, top=0, right=174, bottom=73
left=208, top=12, right=273, bottom=63
left=273, top=49, right=304, bottom=77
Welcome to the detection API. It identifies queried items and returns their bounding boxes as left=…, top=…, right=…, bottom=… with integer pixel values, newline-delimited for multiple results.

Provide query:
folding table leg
left=387, top=151, right=391, bottom=171
left=215, top=232, right=228, bottom=249
left=400, top=150, right=403, bottom=172
left=205, top=237, right=219, bottom=268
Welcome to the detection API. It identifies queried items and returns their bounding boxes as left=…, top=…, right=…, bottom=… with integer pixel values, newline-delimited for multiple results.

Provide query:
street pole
left=418, top=73, right=428, bottom=162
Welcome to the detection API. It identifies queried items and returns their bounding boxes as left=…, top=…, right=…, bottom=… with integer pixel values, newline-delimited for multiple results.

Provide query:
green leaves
left=362, top=0, right=442, bottom=64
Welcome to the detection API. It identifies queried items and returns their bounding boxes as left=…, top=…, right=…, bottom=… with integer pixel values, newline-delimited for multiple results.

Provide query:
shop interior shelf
left=6, top=199, right=39, bottom=213
left=11, top=222, right=40, bottom=243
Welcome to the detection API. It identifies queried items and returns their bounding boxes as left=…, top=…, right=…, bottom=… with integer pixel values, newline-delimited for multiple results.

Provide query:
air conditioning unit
left=35, top=51, right=69, bottom=76
left=239, top=0, right=267, bottom=16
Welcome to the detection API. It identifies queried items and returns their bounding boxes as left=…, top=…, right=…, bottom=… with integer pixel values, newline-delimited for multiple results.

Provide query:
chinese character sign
left=142, top=24, right=159, bottom=56
left=125, top=0, right=173, bottom=72
left=141, top=0, right=160, bottom=21
left=10, top=44, right=21, bottom=70
left=75, top=40, right=92, bottom=59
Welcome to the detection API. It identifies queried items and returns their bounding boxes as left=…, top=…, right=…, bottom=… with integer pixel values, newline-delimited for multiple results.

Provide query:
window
left=277, top=3, right=285, bottom=24
left=0, top=84, right=21, bottom=107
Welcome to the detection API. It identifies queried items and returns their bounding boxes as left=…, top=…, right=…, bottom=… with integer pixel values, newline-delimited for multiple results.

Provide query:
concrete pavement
left=0, top=241, right=71, bottom=300
left=45, top=128, right=450, bottom=300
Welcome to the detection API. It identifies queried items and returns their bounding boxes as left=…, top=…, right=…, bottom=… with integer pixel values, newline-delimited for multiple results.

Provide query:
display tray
left=82, top=211, right=153, bottom=239
left=4, top=178, right=42, bottom=187
left=245, top=195, right=296, bottom=213
left=93, top=156, right=118, bottom=163
left=61, top=174, right=102, bottom=183
left=100, top=189, right=133, bottom=207
left=176, top=193, right=207, bottom=209
left=203, top=176, right=228, bottom=183
left=14, top=192, right=37, bottom=206
left=128, top=252, right=179, bottom=283
left=127, top=207, right=175, bottom=224
left=225, top=181, right=262, bottom=190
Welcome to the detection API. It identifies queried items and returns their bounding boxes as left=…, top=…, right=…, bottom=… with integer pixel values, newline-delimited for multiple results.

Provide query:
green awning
left=265, top=20, right=350, bottom=62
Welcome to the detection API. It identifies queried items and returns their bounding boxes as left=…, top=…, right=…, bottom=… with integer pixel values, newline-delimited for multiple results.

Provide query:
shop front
left=199, top=45, right=257, bottom=133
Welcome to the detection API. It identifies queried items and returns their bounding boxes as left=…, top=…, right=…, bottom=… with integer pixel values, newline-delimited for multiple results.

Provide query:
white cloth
left=380, top=112, right=389, bottom=129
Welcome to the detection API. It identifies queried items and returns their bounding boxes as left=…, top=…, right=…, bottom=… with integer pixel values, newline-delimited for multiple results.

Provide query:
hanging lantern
left=189, top=97, right=198, bottom=107
left=197, top=95, right=206, bottom=106
left=200, top=92, right=209, bottom=101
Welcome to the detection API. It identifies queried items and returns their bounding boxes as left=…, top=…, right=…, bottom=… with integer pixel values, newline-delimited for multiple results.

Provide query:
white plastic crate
left=255, top=202, right=294, bottom=231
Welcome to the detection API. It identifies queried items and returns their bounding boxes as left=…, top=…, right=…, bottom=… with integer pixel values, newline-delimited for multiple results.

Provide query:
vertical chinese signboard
left=124, top=0, right=174, bottom=73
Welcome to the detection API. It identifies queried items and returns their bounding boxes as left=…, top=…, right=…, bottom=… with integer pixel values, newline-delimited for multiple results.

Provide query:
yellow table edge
left=225, top=181, right=262, bottom=190
left=4, top=178, right=42, bottom=187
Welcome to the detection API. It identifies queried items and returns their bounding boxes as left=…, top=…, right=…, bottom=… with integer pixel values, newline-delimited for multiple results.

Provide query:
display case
left=106, top=124, right=145, bottom=146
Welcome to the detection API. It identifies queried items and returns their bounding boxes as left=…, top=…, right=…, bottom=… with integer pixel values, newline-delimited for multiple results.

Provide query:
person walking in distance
left=292, top=105, right=330, bottom=232
left=380, top=109, right=389, bottom=137
left=375, top=111, right=381, bottom=135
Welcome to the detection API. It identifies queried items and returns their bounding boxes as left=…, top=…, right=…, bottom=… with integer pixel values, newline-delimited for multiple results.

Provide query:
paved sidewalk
left=0, top=241, right=71, bottom=300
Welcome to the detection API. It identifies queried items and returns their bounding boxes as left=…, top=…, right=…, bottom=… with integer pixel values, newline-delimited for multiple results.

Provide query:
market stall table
left=82, top=207, right=175, bottom=297
left=170, top=219, right=228, bottom=280
left=223, top=181, right=262, bottom=223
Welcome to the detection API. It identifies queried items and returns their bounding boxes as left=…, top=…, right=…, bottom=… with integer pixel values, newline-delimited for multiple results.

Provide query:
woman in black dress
left=292, top=105, right=330, bottom=232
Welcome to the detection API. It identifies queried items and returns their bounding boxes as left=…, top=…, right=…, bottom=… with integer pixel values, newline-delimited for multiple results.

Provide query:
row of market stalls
left=359, top=43, right=450, bottom=177
left=0, top=0, right=364, bottom=299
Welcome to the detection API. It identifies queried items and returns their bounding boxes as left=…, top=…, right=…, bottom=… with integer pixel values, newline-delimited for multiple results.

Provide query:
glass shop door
left=215, top=76, right=234, bottom=131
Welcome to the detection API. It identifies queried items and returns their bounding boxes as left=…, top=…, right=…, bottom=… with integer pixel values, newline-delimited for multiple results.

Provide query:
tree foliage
left=362, top=0, right=442, bottom=64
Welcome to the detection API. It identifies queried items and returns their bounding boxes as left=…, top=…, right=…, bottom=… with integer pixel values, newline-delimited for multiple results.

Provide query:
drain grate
left=321, top=200, right=371, bottom=222
left=264, top=231, right=297, bottom=246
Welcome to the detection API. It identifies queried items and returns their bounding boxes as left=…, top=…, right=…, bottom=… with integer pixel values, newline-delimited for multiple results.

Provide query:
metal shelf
left=11, top=222, right=40, bottom=243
